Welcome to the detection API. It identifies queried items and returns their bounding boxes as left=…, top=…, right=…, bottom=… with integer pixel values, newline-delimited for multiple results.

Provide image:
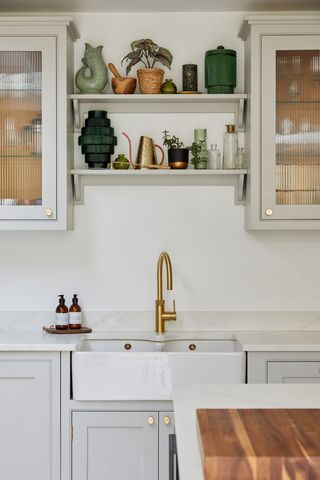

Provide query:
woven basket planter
left=137, top=68, right=164, bottom=94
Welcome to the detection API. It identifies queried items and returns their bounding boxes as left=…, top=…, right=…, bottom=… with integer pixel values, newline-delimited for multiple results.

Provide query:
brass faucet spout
left=155, top=252, right=176, bottom=334
left=157, top=252, right=172, bottom=300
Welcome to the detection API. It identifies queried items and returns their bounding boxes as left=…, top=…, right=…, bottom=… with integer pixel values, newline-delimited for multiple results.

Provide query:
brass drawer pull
left=147, top=416, right=155, bottom=425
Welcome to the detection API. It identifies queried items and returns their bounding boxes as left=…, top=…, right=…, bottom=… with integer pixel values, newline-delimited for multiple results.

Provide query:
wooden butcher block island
left=197, top=409, right=320, bottom=480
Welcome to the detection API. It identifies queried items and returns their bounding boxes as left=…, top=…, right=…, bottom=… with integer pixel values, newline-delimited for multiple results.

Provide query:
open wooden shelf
left=70, top=168, right=247, bottom=205
left=69, top=93, right=247, bottom=131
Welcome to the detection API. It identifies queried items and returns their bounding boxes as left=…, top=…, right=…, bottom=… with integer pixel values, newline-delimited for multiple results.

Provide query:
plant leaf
left=144, top=39, right=157, bottom=46
left=126, top=56, right=141, bottom=75
left=121, top=51, right=141, bottom=65
left=131, top=39, right=149, bottom=51
left=127, top=51, right=141, bottom=60
left=156, top=47, right=173, bottom=69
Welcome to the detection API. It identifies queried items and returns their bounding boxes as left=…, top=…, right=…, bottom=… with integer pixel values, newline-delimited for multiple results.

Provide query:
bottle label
left=55, top=313, right=69, bottom=326
left=69, top=312, right=82, bottom=326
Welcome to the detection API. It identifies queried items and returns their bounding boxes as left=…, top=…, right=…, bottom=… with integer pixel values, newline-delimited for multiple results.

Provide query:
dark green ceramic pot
left=161, top=79, right=177, bottom=94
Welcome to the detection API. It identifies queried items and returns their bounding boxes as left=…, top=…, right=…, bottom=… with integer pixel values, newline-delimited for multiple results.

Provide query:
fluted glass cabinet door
left=0, top=36, right=56, bottom=220
left=261, top=36, right=320, bottom=220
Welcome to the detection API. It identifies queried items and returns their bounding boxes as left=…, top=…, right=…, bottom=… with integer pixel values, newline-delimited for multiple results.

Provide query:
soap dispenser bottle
left=69, top=294, right=82, bottom=329
left=55, top=295, right=69, bottom=330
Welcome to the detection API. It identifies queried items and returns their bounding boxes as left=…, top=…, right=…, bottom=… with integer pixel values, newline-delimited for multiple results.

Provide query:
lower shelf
left=70, top=168, right=247, bottom=205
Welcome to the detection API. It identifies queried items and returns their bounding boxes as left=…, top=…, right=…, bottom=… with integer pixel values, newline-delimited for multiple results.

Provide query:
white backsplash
left=0, top=12, right=320, bottom=314
left=1, top=311, right=320, bottom=332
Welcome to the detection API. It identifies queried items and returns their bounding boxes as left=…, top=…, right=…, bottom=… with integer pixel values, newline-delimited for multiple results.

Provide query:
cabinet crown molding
left=239, top=14, right=320, bottom=39
left=0, top=16, right=79, bottom=40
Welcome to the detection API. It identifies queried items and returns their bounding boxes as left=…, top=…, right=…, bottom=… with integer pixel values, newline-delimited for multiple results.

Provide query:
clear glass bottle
left=208, top=144, right=221, bottom=169
left=223, top=124, right=238, bottom=169
left=235, top=147, right=246, bottom=169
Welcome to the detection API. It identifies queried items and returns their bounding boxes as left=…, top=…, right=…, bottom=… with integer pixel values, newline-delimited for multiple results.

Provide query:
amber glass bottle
left=55, top=295, right=69, bottom=330
left=69, top=294, right=82, bottom=329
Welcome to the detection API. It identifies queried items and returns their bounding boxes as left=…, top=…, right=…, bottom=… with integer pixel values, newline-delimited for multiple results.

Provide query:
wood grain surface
left=197, top=408, right=320, bottom=480
left=43, top=326, right=92, bottom=334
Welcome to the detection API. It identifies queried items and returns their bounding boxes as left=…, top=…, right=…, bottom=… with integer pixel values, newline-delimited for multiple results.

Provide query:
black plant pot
left=168, top=148, right=189, bottom=169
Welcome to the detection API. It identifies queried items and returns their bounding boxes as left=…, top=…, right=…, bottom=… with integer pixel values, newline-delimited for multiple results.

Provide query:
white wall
left=1, top=12, right=320, bottom=312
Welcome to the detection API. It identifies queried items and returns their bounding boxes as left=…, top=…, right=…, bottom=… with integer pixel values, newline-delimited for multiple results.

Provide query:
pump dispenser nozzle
left=58, top=294, right=66, bottom=305
left=72, top=294, right=78, bottom=304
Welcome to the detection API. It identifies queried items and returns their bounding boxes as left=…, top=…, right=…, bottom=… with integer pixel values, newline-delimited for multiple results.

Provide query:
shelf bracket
left=72, top=98, right=80, bottom=131
left=237, top=98, right=245, bottom=132
left=236, top=173, right=246, bottom=204
left=72, top=174, right=80, bottom=202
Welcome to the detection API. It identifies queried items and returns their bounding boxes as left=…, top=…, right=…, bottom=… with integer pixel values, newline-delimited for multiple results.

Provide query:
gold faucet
left=155, top=252, right=176, bottom=334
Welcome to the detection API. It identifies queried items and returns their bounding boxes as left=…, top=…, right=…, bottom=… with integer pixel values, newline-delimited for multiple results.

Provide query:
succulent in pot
left=121, top=39, right=173, bottom=94
left=162, top=130, right=189, bottom=169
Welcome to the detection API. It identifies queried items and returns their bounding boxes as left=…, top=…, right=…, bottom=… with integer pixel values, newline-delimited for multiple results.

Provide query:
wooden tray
left=197, top=408, right=320, bottom=480
left=43, top=326, right=92, bottom=334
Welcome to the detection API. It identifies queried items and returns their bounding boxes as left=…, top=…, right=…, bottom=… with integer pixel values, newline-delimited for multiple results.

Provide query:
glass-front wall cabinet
left=0, top=37, right=56, bottom=220
left=262, top=36, right=320, bottom=220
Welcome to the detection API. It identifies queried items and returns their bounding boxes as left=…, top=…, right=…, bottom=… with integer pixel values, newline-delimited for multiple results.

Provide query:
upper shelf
left=69, top=93, right=247, bottom=131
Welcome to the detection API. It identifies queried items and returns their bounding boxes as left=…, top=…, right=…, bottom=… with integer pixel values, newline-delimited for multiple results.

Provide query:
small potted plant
left=122, top=39, right=173, bottom=94
left=190, top=140, right=207, bottom=169
left=162, top=130, right=189, bottom=169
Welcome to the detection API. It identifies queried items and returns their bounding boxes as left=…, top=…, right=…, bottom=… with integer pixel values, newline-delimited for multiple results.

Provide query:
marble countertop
left=235, top=330, right=320, bottom=351
left=3, top=329, right=320, bottom=351
left=0, top=331, right=81, bottom=351
left=173, top=384, right=320, bottom=480
left=0, top=330, right=237, bottom=351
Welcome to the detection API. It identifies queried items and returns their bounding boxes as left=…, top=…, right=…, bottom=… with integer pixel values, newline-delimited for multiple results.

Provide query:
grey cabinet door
left=0, top=353, right=60, bottom=480
left=268, top=361, right=320, bottom=383
left=159, top=412, right=175, bottom=480
left=72, top=411, right=158, bottom=480
left=0, top=35, right=57, bottom=221
left=261, top=35, right=320, bottom=222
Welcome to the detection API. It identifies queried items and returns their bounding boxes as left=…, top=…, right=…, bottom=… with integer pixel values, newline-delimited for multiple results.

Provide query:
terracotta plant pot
left=137, top=68, right=164, bottom=94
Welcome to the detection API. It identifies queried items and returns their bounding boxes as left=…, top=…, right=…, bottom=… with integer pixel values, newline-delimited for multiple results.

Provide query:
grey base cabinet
left=0, top=352, right=60, bottom=480
left=247, top=351, right=320, bottom=383
left=72, top=411, right=174, bottom=480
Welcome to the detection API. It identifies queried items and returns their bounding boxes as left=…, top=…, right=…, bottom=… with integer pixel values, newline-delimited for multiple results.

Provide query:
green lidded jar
left=205, top=45, right=236, bottom=94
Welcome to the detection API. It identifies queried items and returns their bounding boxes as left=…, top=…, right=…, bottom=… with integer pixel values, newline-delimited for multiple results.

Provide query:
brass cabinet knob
left=45, top=208, right=53, bottom=217
left=147, top=416, right=155, bottom=425
left=163, top=416, right=171, bottom=425
left=265, top=208, right=273, bottom=216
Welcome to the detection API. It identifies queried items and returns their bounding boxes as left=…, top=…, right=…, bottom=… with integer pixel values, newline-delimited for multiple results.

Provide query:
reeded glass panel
left=276, top=50, right=320, bottom=205
left=0, top=51, right=42, bottom=206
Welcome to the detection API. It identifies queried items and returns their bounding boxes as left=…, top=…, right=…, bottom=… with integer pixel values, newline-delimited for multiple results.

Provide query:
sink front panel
left=72, top=338, right=245, bottom=401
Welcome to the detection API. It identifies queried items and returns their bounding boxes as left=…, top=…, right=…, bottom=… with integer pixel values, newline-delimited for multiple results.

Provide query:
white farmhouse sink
left=72, top=338, right=245, bottom=401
